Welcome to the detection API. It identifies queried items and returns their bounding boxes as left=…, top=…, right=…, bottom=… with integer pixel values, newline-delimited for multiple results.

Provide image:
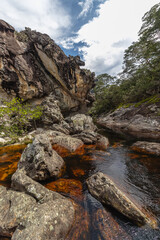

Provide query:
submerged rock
left=18, top=134, right=64, bottom=180
left=87, top=172, right=156, bottom=227
left=131, top=141, right=160, bottom=156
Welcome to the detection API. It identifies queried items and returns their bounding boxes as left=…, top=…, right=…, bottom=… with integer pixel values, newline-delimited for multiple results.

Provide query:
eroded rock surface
left=0, top=19, right=95, bottom=111
left=73, top=130, right=109, bottom=147
left=11, top=169, right=63, bottom=203
left=98, top=103, right=160, bottom=141
left=0, top=183, right=74, bottom=240
left=131, top=141, right=160, bottom=156
left=51, top=134, right=83, bottom=152
left=18, top=134, right=64, bottom=180
left=67, top=114, right=97, bottom=134
left=87, top=172, right=155, bottom=227
left=40, top=94, right=63, bottom=126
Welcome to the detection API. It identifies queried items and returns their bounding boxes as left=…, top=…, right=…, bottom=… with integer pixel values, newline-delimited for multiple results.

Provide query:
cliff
left=0, top=19, right=95, bottom=112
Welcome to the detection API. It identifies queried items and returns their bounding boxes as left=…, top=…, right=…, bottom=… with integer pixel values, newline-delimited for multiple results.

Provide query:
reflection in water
left=0, top=137, right=160, bottom=240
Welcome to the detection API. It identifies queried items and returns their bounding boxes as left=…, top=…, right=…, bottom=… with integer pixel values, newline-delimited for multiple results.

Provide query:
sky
left=0, top=0, right=159, bottom=76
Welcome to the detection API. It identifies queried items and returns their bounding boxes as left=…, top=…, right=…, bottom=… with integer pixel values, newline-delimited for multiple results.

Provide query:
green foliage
left=90, top=74, right=121, bottom=116
left=117, top=95, right=160, bottom=109
left=90, top=3, right=160, bottom=116
left=0, top=98, right=43, bottom=139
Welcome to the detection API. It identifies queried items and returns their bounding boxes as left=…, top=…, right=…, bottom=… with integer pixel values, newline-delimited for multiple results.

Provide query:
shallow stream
left=0, top=131, right=160, bottom=240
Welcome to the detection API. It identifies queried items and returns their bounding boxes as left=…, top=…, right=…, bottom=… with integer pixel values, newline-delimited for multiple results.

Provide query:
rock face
left=11, top=169, right=63, bottom=203
left=87, top=172, right=155, bottom=227
left=131, top=141, right=160, bottom=156
left=0, top=172, right=75, bottom=240
left=97, top=103, right=160, bottom=141
left=0, top=19, right=95, bottom=111
left=41, top=94, right=64, bottom=126
left=67, top=114, right=97, bottom=134
left=46, top=130, right=84, bottom=152
left=18, top=134, right=64, bottom=180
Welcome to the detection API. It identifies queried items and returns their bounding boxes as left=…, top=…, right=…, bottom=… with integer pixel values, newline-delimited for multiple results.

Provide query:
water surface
left=0, top=133, right=160, bottom=240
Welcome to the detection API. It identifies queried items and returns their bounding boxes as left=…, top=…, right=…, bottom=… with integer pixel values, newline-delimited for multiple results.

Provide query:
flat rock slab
left=97, top=105, right=160, bottom=141
left=87, top=172, right=156, bottom=227
left=18, top=134, right=64, bottom=180
left=131, top=141, right=160, bottom=156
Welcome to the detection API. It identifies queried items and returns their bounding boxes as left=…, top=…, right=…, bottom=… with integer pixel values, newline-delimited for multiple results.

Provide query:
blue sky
left=0, top=0, right=159, bottom=76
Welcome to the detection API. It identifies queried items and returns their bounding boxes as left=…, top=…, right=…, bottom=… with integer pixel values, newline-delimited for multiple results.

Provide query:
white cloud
left=79, top=0, right=94, bottom=17
left=74, top=0, right=160, bottom=75
left=0, top=0, right=71, bottom=41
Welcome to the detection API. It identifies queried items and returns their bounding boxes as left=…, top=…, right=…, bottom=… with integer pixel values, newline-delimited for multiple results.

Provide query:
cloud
left=0, top=0, right=71, bottom=41
left=73, top=0, right=160, bottom=75
left=78, top=0, right=94, bottom=17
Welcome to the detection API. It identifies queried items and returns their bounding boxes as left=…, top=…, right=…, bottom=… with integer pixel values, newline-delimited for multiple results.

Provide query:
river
left=0, top=131, right=159, bottom=240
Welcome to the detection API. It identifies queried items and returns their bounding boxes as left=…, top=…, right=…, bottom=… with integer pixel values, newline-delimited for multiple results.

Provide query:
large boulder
left=131, top=141, right=160, bottom=156
left=97, top=103, right=160, bottom=141
left=0, top=183, right=74, bottom=240
left=18, top=134, right=64, bottom=180
left=67, top=114, right=97, bottom=134
left=87, top=172, right=155, bottom=227
left=51, top=134, right=83, bottom=152
left=12, top=198, right=74, bottom=240
left=0, top=186, right=36, bottom=237
left=0, top=20, right=95, bottom=111
left=11, top=169, right=63, bottom=203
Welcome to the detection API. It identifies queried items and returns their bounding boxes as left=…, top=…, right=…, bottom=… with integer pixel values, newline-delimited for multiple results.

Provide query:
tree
left=121, top=3, right=160, bottom=98
left=90, top=3, right=160, bottom=116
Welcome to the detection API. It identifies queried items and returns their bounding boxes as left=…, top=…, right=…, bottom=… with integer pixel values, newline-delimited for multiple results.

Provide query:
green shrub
left=0, top=97, right=43, bottom=139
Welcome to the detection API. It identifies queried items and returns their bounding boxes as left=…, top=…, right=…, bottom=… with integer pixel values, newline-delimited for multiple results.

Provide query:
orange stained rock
left=0, top=152, right=21, bottom=163
left=72, top=168, right=85, bottom=177
left=84, top=144, right=96, bottom=150
left=52, top=144, right=70, bottom=158
left=45, top=178, right=83, bottom=200
left=93, top=208, right=131, bottom=240
left=128, top=153, right=140, bottom=159
left=80, top=155, right=94, bottom=162
left=65, top=203, right=90, bottom=240
left=70, top=145, right=85, bottom=156
left=112, top=142, right=123, bottom=148
left=131, top=146, right=155, bottom=155
left=0, top=161, right=18, bottom=183
left=0, top=144, right=26, bottom=155
left=52, top=144, right=86, bottom=158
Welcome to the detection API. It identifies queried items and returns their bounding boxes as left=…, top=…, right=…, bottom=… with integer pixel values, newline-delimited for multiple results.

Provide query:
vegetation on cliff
left=0, top=98, right=42, bottom=140
left=90, top=3, right=160, bottom=116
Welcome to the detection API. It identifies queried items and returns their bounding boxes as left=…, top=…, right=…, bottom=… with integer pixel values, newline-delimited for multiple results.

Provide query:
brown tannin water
left=0, top=132, right=159, bottom=240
